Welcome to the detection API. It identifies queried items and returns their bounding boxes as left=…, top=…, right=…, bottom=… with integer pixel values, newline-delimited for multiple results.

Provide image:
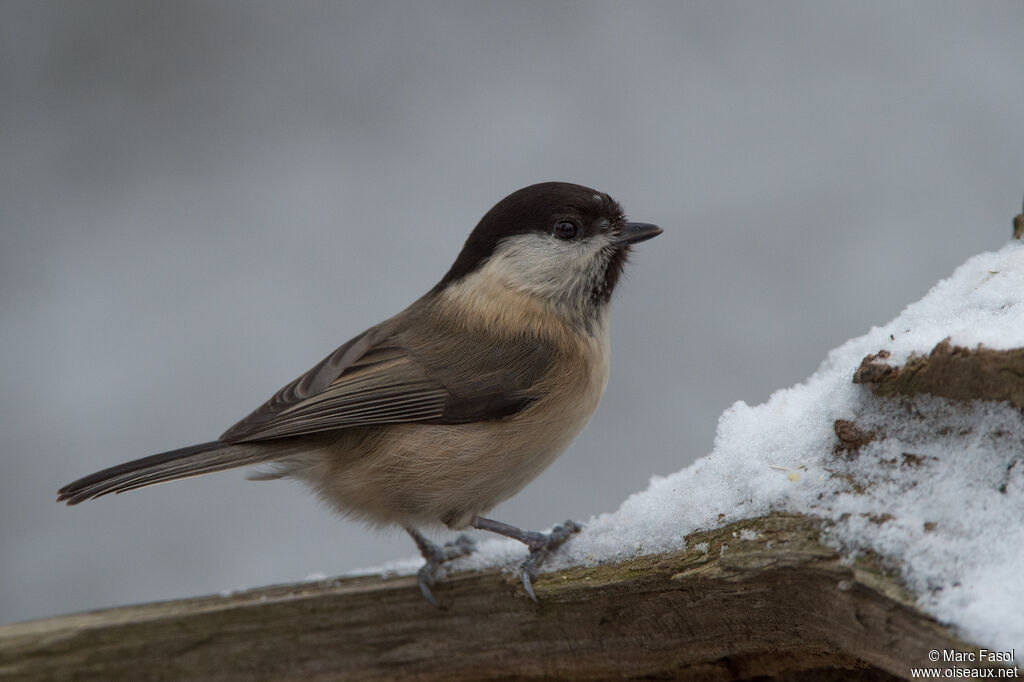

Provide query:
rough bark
left=854, top=339, right=1024, bottom=409
left=0, top=514, right=1005, bottom=681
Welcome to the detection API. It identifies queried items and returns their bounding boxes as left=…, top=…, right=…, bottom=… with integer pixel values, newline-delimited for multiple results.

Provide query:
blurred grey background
left=2, top=1, right=1022, bottom=625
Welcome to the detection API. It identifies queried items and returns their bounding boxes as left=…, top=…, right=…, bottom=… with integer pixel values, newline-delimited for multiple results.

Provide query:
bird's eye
left=553, top=221, right=579, bottom=240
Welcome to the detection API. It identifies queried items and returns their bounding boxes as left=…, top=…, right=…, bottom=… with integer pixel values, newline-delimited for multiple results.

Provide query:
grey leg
left=472, top=517, right=581, bottom=602
left=405, top=527, right=476, bottom=606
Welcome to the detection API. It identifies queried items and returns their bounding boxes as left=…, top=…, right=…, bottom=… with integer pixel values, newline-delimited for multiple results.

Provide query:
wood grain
left=0, top=515, right=1002, bottom=681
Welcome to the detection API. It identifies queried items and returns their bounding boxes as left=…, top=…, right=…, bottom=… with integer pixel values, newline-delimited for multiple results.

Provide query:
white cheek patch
left=483, top=232, right=612, bottom=307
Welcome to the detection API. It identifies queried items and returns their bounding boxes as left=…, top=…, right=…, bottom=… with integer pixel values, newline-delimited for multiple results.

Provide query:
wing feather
left=219, top=309, right=554, bottom=444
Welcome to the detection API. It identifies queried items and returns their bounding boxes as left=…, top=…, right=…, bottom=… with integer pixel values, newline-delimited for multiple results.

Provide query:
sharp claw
left=408, top=530, right=478, bottom=607
left=520, top=568, right=538, bottom=602
left=513, top=520, right=581, bottom=602
left=417, top=566, right=439, bottom=607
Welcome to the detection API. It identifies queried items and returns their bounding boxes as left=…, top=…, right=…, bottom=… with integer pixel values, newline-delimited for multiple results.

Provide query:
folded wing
left=220, top=312, right=553, bottom=443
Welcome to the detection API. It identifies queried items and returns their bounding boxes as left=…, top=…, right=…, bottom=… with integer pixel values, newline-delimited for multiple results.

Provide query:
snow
left=350, top=240, right=1024, bottom=651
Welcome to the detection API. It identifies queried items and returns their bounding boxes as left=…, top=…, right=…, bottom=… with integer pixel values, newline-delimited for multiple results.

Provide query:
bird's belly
left=307, top=403, right=591, bottom=529
left=297, top=364, right=605, bottom=530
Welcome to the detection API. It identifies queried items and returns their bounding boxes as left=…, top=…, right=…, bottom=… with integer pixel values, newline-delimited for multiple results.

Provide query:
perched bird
left=58, top=182, right=662, bottom=602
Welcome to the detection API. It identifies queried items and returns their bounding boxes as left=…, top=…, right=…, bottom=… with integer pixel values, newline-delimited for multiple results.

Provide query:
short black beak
left=615, top=222, right=663, bottom=245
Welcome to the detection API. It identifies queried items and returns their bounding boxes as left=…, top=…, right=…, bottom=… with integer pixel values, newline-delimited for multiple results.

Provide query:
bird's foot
left=517, top=519, right=582, bottom=602
left=406, top=529, right=476, bottom=606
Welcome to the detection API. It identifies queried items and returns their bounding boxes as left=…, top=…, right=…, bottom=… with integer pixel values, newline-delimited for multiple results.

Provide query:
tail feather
left=57, top=441, right=282, bottom=505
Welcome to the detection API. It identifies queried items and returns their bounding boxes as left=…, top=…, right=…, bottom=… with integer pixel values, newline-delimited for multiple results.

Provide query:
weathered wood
left=0, top=514, right=1003, bottom=681
left=853, top=339, right=1024, bottom=409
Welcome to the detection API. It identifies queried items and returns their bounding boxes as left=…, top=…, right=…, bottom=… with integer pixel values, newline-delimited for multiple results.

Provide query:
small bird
left=58, top=182, right=662, bottom=603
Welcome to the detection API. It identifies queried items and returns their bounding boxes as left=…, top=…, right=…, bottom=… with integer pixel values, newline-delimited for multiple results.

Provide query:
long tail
left=57, top=441, right=283, bottom=505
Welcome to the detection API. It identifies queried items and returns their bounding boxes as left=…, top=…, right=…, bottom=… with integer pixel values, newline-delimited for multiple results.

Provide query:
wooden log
left=0, top=514, right=1004, bottom=681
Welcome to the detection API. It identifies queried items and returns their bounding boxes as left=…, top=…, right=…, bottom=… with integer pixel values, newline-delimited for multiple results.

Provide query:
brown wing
left=219, top=311, right=553, bottom=444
